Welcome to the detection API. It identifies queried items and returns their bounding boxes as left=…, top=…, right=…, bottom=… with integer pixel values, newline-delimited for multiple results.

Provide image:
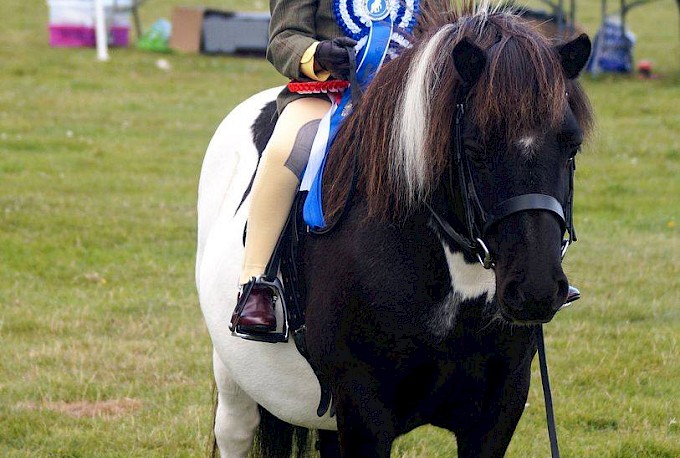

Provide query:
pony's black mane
left=322, top=3, right=593, bottom=222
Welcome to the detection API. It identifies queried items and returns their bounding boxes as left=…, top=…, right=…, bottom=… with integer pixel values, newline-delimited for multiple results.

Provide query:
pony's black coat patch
left=252, top=100, right=278, bottom=156
left=236, top=101, right=278, bottom=215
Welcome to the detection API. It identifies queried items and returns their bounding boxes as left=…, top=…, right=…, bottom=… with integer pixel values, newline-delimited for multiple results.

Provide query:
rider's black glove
left=314, top=37, right=358, bottom=78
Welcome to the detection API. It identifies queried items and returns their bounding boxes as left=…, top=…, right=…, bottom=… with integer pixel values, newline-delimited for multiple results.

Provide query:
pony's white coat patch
left=429, top=245, right=496, bottom=337
left=426, top=214, right=496, bottom=336
left=443, top=248, right=496, bottom=301
left=197, top=88, right=338, bottom=439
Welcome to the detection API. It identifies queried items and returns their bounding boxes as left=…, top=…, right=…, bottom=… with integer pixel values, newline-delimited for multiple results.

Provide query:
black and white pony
left=196, top=3, right=593, bottom=457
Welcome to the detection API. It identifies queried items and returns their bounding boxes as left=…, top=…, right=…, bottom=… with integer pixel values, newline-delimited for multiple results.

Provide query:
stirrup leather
left=231, top=277, right=289, bottom=343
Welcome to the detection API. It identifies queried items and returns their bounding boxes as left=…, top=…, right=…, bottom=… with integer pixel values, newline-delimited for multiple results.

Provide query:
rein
left=537, top=325, right=561, bottom=458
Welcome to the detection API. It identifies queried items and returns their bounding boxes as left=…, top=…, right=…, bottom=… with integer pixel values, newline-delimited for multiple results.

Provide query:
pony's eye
left=565, top=143, right=581, bottom=158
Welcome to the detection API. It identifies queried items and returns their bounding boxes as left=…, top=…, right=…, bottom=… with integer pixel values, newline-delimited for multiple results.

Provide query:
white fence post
left=95, top=0, right=109, bottom=61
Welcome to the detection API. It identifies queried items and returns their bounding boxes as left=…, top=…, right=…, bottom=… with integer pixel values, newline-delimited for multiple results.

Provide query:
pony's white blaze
left=517, top=135, right=538, bottom=157
left=392, top=24, right=455, bottom=203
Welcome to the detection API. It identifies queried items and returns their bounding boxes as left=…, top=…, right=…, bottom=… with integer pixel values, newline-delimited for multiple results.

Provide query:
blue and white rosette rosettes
left=334, top=0, right=420, bottom=42
left=302, top=0, right=421, bottom=230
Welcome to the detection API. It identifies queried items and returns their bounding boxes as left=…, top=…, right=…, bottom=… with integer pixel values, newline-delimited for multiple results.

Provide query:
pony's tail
left=207, top=381, right=219, bottom=458
left=251, top=406, right=315, bottom=458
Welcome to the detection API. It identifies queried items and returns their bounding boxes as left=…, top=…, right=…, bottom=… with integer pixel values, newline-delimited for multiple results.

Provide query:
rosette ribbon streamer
left=301, top=0, right=420, bottom=230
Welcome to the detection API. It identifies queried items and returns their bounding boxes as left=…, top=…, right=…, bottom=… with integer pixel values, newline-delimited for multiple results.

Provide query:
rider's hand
left=314, top=37, right=358, bottom=78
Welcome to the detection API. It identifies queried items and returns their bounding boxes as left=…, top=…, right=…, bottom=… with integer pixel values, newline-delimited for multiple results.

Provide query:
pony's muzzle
left=492, top=210, right=570, bottom=324
left=498, top=272, right=569, bottom=323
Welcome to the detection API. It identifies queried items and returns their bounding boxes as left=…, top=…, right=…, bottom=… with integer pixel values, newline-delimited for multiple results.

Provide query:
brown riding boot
left=230, top=285, right=276, bottom=333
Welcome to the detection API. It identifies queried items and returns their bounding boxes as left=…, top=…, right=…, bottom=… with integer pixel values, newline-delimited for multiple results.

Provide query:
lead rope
left=537, top=325, right=561, bottom=458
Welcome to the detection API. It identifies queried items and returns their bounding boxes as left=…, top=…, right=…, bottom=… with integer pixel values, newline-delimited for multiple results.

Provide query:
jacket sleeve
left=267, top=0, right=319, bottom=80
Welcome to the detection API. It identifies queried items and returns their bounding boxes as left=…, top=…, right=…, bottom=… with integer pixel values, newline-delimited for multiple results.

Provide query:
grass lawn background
left=1, top=0, right=678, bottom=456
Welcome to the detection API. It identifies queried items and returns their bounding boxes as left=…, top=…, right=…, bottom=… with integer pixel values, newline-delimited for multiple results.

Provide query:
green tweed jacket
left=268, top=0, right=345, bottom=79
left=267, top=0, right=346, bottom=112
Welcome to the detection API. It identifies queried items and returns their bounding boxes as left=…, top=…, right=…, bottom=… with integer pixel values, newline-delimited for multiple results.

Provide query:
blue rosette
left=333, top=0, right=420, bottom=41
left=303, top=0, right=421, bottom=230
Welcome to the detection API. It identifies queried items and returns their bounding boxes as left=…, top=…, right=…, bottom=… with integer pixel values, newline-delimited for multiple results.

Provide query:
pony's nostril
left=503, top=280, right=524, bottom=309
left=557, top=279, right=568, bottom=297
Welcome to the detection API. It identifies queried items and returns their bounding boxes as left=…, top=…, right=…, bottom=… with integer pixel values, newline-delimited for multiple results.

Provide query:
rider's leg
left=234, top=97, right=331, bottom=332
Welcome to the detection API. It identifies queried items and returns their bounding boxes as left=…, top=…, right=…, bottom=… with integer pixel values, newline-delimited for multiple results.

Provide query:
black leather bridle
left=427, top=88, right=577, bottom=269
left=426, top=85, right=577, bottom=458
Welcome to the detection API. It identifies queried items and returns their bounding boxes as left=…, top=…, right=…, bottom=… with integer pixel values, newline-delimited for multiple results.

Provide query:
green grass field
left=1, top=0, right=678, bottom=456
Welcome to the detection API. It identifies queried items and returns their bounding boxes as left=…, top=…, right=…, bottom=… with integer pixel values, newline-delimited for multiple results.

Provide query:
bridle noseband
left=428, top=88, right=577, bottom=269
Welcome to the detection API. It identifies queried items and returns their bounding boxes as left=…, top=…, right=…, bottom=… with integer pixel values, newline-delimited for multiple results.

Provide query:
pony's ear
left=452, top=38, right=486, bottom=84
left=556, top=33, right=591, bottom=79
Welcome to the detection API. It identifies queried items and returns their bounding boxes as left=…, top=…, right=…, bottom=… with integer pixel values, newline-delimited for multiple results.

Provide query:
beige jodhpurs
left=239, top=97, right=331, bottom=285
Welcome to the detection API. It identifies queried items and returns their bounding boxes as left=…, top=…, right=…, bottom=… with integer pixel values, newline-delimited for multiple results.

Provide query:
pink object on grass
left=49, top=24, right=128, bottom=48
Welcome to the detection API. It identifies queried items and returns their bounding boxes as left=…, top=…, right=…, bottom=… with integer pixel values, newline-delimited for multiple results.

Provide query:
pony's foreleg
left=333, top=377, right=396, bottom=458
left=454, top=364, right=531, bottom=458
left=318, top=430, right=341, bottom=458
left=212, top=349, right=259, bottom=458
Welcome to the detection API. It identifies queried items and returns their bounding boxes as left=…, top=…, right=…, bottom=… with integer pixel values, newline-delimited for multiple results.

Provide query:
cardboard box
left=202, top=11, right=268, bottom=54
left=169, top=6, right=205, bottom=53
left=169, top=6, right=270, bottom=54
